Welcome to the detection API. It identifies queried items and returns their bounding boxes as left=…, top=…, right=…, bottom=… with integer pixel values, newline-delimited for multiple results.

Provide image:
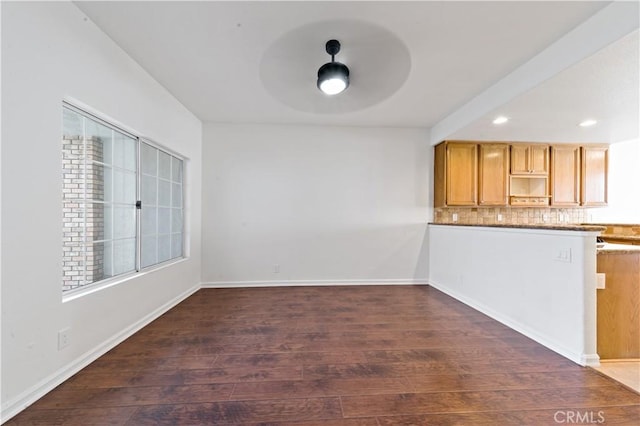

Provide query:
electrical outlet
left=497, top=214, right=503, bottom=222
left=554, top=248, right=572, bottom=263
left=452, top=213, right=458, bottom=222
left=273, top=264, right=280, bottom=274
left=58, top=328, right=70, bottom=350
left=543, top=214, right=549, bottom=223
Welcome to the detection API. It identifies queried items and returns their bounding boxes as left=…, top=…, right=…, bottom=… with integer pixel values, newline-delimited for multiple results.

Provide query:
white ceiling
left=450, top=30, right=639, bottom=144
left=75, top=1, right=639, bottom=144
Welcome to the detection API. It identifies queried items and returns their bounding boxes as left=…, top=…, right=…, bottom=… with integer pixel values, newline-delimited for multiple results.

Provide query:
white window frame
left=62, top=101, right=187, bottom=299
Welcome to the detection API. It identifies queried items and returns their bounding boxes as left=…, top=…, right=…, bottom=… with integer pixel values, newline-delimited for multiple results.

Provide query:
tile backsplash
left=434, top=207, right=589, bottom=225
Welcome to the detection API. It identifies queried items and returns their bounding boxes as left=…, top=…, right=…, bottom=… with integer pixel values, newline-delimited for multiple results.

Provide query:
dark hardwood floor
left=7, top=286, right=640, bottom=425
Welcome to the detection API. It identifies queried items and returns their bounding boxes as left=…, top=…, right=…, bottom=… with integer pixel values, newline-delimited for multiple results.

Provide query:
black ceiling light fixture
left=317, top=39, right=350, bottom=95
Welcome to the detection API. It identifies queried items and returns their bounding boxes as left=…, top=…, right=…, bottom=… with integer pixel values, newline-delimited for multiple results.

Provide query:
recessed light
left=492, top=116, right=509, bottom=125
left=579, top=119, right=597, bottom=127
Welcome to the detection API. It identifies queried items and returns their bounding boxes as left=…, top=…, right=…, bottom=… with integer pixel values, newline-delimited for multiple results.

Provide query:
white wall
left=589, top=138, right=640, bottom=223
left=1, top=2, right=202, bottom=419
left=202, top=123, right=430, bottom=286
left=428, top=224, right=600, bottom=366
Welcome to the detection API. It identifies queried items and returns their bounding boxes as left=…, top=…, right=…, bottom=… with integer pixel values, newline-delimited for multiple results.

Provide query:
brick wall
left=62, top=135, right=105, bottom=291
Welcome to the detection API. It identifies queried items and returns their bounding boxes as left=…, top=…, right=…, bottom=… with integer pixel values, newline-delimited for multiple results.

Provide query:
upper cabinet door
left=550, top=146, right=580, bottom=206
left=510, top=145, right=549, bottom=175
left=446, top=143, right=478, bottom=206
left=479, top=144, right=509, bottom=205
left=582, top=146, right=608, bottom=206
left=510, top=145, right=529, bottom=174
left=528, top=145, right=549, bottom=175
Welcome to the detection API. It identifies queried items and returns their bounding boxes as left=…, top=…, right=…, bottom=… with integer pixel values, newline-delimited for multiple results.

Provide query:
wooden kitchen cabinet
left=581, top=146, right=608, bottom=206
left=433, top=140, right=608, bottom=209
left=597, top=250, right=640, bottom=359
left=434, top=141, right=477, bottom=207
left=478, top=144, right=509, bottom=205
left=510, top=144, right=549, bottom=175
left=550, top=145, right=581, bottom=206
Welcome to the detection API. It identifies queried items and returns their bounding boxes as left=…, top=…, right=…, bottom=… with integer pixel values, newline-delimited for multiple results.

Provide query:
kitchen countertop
left=597, top=243, right=640, bottom=254
left=429, top=223, right=607, bottom=232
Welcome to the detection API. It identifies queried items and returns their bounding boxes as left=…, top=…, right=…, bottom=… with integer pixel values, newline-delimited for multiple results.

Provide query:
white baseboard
left=428, top=280, right=599, bottom=367
left=201, top=278, right=428, bottom=288
left=0, top=284, right=200, bottom=424
left=581, top=354, right=601, bottom=367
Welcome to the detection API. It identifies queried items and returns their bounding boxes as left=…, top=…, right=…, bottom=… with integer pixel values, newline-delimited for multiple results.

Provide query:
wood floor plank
left=30, top=384, right=235, bottom=409
left=364, top=345, right=567, bottom=364
left=64, top=365, right=302, bottom=388
left=246, top=420, right=378, bottom=426
left=341, top=387, right=640, bottom=417
left=407, top=370, right=614, bottom=393
left=125, top=398, right=342, bottom=425
left=376, top=405, right=640, bottom=425
left=231, top=377, right=413, bottom=400
left=5, top=286, right=639, bottom=425
left=6, top=407, right=138, bottom=425
left=87, top=354, right=220, bottom=372
left=303, top=357, right=576, bottom=381
left=215, top=351, right=369, bottom=368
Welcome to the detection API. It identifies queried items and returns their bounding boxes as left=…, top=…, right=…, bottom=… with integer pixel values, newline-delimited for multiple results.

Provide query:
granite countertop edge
left=600, top=234, right=640, bottom=241
left=587, top=223, right=640, bottom=226
left=428, top=223, right=607, bottom=232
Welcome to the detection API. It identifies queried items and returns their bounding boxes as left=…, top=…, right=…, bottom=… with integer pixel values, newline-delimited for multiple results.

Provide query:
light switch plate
left=596, top=273, right=606, bottom=289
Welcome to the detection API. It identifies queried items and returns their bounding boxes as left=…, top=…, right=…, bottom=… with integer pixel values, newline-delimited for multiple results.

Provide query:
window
left=140, top=142, right=184, bottom=268
left=62, top=104, right=184, bottom=292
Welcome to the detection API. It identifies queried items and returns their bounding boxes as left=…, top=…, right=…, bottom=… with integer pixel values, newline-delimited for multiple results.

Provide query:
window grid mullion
left=82, top=115, right=88, bottom=286
left=136, top=138, right=142, bottom=273
left=156, top=149, right=160, bottom=264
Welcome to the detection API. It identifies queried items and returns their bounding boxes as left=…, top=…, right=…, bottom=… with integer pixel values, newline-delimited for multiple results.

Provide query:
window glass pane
left=89, top=203, right=107, bottom=242
left=113, top=238, right=136, bottom=275
left=112, top=170, right=136, bottom=204
left=171, top=234, right=183, bottom=259
left=63, top=200, right=84, bottom=234
left=63, top=106, right=138, bottom=292
left=113, top=206, right=136, bottom=239
left=158, top=151, right=171, bottom=180
left=63, top=108, right=83, bottom=137
left=158, top=235, right=171, bottom=263
left=101, top=132, right=113, bottom=167
left=172, top=183, right=182, bottom=208
left=171, top=156, right=182, bottom=183
left=142, top=207, right=157, bottom=236
left=141, top=143, right=157, bottom=176
left=97, top=165, right=111, bottom=202
left=85, top=121, right=112, bottom=166
left=158, top=180, right=171, bottom=207
left=98, top=240, right=113, bottom=279
left=171, top=209, right=182, bottom=234
left=141, top=236, right=157, bottom=268
left=103, top=204, right=113, bottom=240
left=113, top=132, right=136, bottom=171
left=139, top=145, right=184, bottom=269
left=158, top=208, right=171, bottom=235
left=141, top=175, right=157, bottom=205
